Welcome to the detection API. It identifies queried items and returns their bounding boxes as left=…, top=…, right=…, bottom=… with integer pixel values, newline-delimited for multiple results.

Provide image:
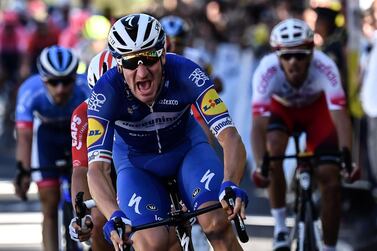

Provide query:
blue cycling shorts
left=115, top=142, right=224, bottom=227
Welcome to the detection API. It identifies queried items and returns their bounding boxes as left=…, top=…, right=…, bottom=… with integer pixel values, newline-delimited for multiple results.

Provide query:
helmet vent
left=114, top=31, right=126, bottom=46
left=142, top=40, right=154, bottom=49
left=143, top=22, right=153, bottom=42
left=293, top=33, right=301, bottom=38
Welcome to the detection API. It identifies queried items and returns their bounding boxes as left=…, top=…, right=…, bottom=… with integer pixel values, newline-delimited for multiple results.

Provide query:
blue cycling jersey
left=87, top=53, right=234, bottom=163
left=15, top=74, right=90, bottom=178
left=87, top=53, right=234, bottom=224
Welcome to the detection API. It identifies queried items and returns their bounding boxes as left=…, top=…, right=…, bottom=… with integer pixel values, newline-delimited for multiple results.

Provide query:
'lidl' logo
left=200, top=89, right=227, bottom=115
left=87, top=118, right=104, bottom=147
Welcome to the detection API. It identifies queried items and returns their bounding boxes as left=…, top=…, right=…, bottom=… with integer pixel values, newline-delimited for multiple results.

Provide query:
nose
left=55, top=83, right=65, bottom=92
left=287, top=57, right=300, bottom=65
left=135, top=63, right=149, bottom=78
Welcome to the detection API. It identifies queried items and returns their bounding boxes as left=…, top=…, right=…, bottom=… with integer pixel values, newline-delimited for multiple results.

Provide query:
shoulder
left=72, top=101, right=88, bottom=119
left=18, top=74, right=44, bottom=101
left=88, top=68, right=123, bottom=110
left=19, top=74, right=43, bottom=90
left=95, top=67, right=123, bottom=91
left=311, top=50, right=338, bottom=69
left=310, top=50, right=341, bottom=86
left=165, top=53, right=206, bottom=83
left=253, top=53, right=280, bottom=82
left=257, top=53, right=279, bottom=70
left=165, top=53, right=196, bottom=67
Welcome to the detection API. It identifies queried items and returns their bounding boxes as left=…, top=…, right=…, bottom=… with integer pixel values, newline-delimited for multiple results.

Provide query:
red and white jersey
left=71, top=100, right=88, bottom=168
left=252, top=50, right=346, bottom=116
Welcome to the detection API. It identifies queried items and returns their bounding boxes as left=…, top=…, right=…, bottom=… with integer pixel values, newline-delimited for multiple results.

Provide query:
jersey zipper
left=148, top=103, right=162, bottom=154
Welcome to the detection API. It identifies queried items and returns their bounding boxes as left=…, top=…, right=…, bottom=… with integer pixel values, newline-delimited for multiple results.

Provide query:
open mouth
left=136, top=81, right=152, bottom=95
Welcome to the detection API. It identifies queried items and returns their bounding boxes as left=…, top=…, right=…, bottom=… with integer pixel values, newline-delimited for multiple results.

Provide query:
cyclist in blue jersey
left=87, top=13, right=248, bottom=251
left=14, top=45, right=89, bottom=251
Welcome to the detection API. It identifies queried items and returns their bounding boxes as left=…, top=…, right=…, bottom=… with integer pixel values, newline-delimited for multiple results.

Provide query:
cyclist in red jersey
left=250, top=19, right=359, bottom=251
left=69, top=50, right=117, bottom=250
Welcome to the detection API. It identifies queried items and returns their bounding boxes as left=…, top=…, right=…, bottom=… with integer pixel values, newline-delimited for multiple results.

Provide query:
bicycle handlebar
left=224, top=187, right=249, bottom=243
left=260, top=149, right=352, bottom=178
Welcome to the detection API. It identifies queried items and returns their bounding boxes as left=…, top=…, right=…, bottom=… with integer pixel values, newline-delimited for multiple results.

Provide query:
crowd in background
left=0, top=0, right=377, bottom=191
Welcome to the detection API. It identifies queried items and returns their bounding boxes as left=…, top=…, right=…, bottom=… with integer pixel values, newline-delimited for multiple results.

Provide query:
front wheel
left=303, top=202, right=320, bottom=251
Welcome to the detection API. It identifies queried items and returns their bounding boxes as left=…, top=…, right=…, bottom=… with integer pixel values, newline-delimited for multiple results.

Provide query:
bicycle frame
left=77, top=178, right=249, bottom=251
left=292, top=136, right=322, bottom=251
left=262, top=133, right=324, bottom=251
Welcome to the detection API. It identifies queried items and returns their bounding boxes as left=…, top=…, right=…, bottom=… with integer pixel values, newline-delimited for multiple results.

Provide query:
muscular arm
left=217, top=127, right=246, bottom=184
left=87, top=161, right=118, bottom=219
left=16, top=127, right=32, bottom=169
left=330, top=109, right=352, bottom=150
left=251, top=116, right=269, bottom=167
left=71, top=167, right=91, bottom=208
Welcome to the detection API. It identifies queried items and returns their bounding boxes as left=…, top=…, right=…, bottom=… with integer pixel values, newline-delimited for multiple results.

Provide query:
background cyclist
left=250, top=18, right=359, bottom=251
left=14, top=45, right=89, bottom=251
left=87, top=13, right=248, bottom=251
left=69, top=49, right=117, bottom=250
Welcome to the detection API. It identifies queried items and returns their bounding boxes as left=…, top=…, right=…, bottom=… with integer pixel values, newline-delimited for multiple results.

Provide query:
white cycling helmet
left=87, top=50, right=117, bottom=89
left=270, top=18, right=314, bottom=49
left=108, top=13, right=165, bottom=59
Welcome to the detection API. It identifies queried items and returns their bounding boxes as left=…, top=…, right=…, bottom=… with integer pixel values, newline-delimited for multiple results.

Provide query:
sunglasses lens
left=122, top=51, right=160, bottom=70
left=122, top=57, right=139, bottom=70
left=280, top=53, right=308, bottom=61
left=48, top=78, right=73, bottom=86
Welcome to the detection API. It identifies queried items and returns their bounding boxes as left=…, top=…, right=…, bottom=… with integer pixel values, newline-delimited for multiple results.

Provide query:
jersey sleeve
left=86, top=77, right=116, bottom=164
left=71, top=102, right=89, bottom=168
left=251, top=57, right=278, bottom=117
left=176, top=56, right=235, bottom=137
left=15, top=78, right=36, bottom=129
left=316, top=57, right=346, bottom=110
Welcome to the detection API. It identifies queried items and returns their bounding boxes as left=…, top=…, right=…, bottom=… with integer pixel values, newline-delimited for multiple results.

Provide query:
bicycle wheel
left=303, top=202, right=318, bottom=251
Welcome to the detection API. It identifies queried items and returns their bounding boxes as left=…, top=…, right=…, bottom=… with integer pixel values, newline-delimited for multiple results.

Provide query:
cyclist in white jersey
left=250, top=18, right=359, bottom=251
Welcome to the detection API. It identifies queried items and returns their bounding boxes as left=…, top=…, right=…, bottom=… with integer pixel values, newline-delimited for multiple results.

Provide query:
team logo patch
left=146, top=204, right=158, bottom=211
left=200, top=89, right=227, bottom=116
left=87, top=118, right=107, bottom=147
left=210, top=117, right=234, bottom=137
left=188, top=68, right=209, bottom=87
left=192, top=188, right=201, bottom=198
left=88, top=91, right=106, bottom=112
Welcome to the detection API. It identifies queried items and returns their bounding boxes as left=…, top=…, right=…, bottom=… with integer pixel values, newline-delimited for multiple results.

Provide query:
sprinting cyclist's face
left=45, top=78, right=75, bottom=105
left=278, top=46, right=312, bottom=88
left=121, top=49, right=165, bottom=105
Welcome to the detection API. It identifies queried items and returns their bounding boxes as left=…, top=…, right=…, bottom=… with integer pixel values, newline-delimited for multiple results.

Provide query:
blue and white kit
left=15, top=74, right=90, bottom=182
left=87, top=53, right=235, bottom=226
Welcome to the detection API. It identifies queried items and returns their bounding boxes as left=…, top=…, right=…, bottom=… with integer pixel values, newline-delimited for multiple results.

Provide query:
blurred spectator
left=75, top=14, right=111, bottom=69
left=360, top=0, right=377, bottom=193
left=0, top=10, right=29, bottom=142
left=314, top=6, right=348, bottom=93
left=0, top=10, right=28, bottom=84
left=58, top=9, right=91, bottom=49
left=25, top=1, right=61, bottom=75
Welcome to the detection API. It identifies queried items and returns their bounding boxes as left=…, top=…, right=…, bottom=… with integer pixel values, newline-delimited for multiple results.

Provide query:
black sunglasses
left=46, top=78, right=74, bottom=87
left=280, top=52, right=310, bottom=61
left=121, top=49, right=162, bottom=70
left=121, top=56, right=160, bottom=70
